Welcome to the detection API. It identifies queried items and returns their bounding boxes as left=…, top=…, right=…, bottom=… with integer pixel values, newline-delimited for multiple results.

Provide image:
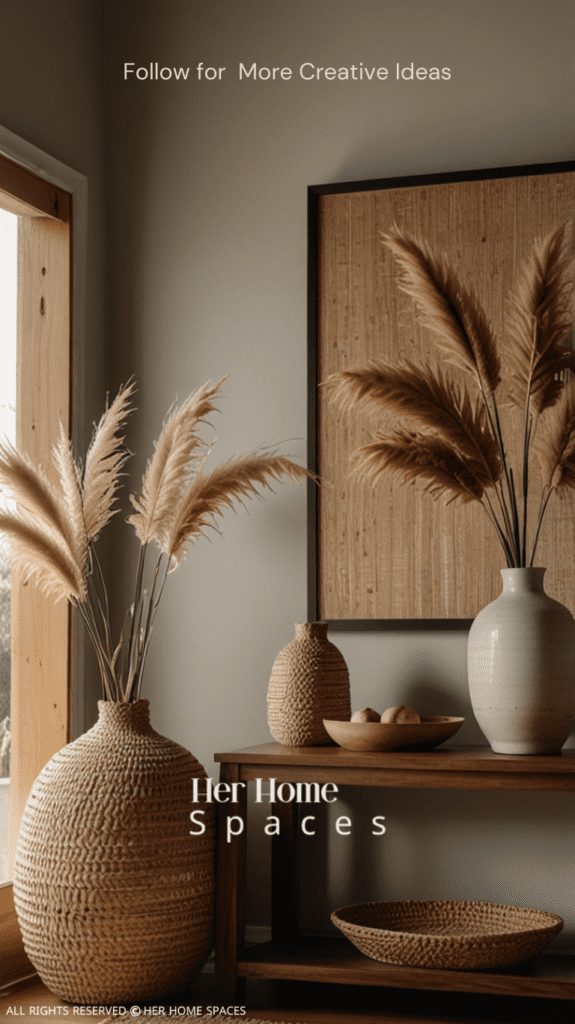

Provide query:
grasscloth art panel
left=309, top=164, right=575, bottom=625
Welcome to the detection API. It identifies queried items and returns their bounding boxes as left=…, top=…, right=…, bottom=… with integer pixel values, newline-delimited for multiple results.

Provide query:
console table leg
left=271, top=800, right=300, bottom=946
left=215, top=762, right=247, bottom=1004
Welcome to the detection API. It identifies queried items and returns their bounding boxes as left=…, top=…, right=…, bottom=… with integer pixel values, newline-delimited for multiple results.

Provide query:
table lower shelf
left=238, top=937, right=575, bottom=1001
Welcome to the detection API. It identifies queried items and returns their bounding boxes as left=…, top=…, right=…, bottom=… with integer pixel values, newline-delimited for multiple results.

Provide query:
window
left=0, top=206, right=17, bottom=883
left=0, top=132, right=86, bottom=987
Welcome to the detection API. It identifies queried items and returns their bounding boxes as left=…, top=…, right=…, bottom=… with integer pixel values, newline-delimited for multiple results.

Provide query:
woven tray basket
left=331, top=900, right=563, bottom=971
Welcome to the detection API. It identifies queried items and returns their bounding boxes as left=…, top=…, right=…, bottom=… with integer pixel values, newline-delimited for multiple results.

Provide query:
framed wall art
left=307, top=161, right=575, bottom=629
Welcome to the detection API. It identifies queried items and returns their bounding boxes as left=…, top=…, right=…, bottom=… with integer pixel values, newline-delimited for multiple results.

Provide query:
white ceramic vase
left=467, top=568, right=575, bottom=755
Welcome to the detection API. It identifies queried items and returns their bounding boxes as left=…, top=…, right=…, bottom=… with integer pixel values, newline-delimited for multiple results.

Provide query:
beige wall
left=103, top=0, right=575, bottom=941
left=0, top=0, right=107, bottom=433
left=0, top=1, right=108, bottom=720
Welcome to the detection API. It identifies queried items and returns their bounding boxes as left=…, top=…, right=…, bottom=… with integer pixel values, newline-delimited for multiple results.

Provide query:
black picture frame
left=307, top=160, right=575, bottom=631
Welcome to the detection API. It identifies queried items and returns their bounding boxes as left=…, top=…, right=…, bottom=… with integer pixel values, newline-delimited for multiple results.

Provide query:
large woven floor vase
left=267, top=621, right=351, bottom=745
left=468, top=568, right=575, bottom=754
left=13, top=700, right=215, bottom=1004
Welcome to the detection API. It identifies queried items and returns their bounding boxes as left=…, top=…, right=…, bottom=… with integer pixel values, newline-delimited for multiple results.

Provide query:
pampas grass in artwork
left=327, top=222, right=575, bottom=568
left=0, top=377, right=309, bottom=701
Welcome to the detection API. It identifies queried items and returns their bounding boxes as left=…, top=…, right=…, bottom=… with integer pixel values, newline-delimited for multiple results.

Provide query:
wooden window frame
left=0, top=128, right=87, bottom=989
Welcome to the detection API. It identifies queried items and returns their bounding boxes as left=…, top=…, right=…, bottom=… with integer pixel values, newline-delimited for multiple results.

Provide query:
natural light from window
left=0, top=206, right=17, bottom=882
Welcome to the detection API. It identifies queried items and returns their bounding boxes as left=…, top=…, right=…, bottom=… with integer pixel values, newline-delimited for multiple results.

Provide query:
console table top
left=214, top=743, right=575, bottom=790
left=215, top=742, right=575, bottom=771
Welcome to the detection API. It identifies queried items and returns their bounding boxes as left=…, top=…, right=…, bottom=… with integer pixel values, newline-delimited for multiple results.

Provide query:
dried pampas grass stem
left=128, top=377, right=226, bottom=548
left=82, top=380, right=135, bottom=542
left=0, top=376, right=310, bottom=702
left=166, top=451, right=309, bottom=567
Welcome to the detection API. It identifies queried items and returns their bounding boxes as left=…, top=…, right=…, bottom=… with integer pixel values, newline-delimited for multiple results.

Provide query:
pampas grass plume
left=0, top=376, right=309, bottom=702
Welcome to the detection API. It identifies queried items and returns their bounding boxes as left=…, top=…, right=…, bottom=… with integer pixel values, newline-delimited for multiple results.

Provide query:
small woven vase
left=267, top=622, right=351, bottom=746
left=13, top=700, right=215, bottom=1005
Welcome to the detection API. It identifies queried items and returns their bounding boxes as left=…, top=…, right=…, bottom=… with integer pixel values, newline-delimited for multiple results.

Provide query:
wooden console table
left=214, top=743, right=575, bottom=1006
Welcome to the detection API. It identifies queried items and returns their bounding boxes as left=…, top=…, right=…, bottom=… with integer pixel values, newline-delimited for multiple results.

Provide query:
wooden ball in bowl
left=381, top=706, right=421, bottom=724
left=351, top=708, right=381, bottom=723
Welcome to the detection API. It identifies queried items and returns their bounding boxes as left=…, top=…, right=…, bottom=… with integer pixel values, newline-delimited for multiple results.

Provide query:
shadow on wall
left=353, top=643, right=485, bottom=746
left=399, top=675, right=483, bottom=745
left=297, top=786, right=575, bottom=951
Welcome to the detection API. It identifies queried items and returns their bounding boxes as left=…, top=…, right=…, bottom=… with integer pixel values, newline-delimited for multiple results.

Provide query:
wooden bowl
left=323, top=716, right=464, bottom=752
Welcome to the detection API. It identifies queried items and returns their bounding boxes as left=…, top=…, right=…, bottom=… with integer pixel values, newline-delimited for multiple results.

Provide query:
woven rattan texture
left=331, top=900, right=563, bottom=971
left=13, top=700, right=216, bottom=1004
left=196, top=1018, right=307, bottom=1024
left=102, top=1017, right=307, bottom=1024
left=267, top=622, right=351, bottom=746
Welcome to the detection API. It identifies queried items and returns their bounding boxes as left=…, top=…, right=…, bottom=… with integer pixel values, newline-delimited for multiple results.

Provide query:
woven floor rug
left=197, top=1017, right=306, bottom=1023
left=101, top=1016, right=306, bottom=1024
